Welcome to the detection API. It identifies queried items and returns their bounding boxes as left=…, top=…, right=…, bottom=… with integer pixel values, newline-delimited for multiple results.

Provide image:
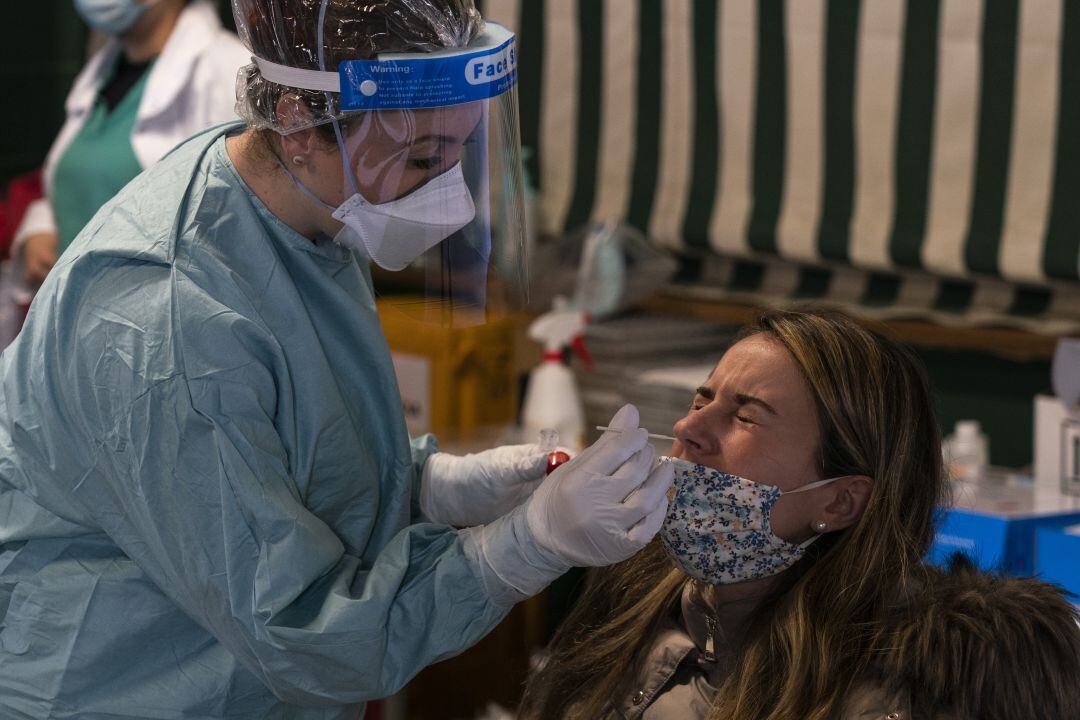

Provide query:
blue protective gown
left=0, top=124, right=508, bottom=719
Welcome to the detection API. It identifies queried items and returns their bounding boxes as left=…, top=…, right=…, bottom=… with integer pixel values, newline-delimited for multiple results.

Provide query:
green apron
left=51, top=64, right=151, bottom=254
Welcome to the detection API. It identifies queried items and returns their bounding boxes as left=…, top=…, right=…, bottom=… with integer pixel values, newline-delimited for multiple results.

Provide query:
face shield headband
left=249, top=12, right=517, bottom=126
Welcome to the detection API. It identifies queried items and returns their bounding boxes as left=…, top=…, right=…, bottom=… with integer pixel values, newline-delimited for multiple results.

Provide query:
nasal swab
left=595, top=426, right=677, bottom=442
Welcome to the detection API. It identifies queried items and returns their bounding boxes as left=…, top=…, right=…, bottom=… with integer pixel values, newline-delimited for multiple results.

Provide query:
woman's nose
left=674, top=411, right=717, bottom=456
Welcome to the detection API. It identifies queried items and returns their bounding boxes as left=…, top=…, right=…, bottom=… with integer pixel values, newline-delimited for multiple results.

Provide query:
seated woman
left=519, top=307, right=949, bottom=719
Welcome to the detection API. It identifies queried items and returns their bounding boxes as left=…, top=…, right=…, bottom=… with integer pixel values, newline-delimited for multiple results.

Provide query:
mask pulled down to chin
left=659, top=458, right=839, bottom=584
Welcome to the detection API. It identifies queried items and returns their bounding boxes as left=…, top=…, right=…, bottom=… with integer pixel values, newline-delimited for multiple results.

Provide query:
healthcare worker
left=5, top=0, right=247, bottom=334
left=0, top=1, right=674, bottom=718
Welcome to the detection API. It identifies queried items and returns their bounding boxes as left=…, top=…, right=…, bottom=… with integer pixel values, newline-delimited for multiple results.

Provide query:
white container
left=521, top=356, right=585, bottom=451
left=945, top=420, right=989, bottom=481
left=522, top=306, right=588, bottom=451
left=1035, top=395, right=1080, bottom=496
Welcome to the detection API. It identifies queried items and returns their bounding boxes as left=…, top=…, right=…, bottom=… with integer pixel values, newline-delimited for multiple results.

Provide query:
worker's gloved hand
left=461, top=404, right=675, bottom=605
left=420, top=445, right=548, bottom=527
left=525, top=404, right=674, bottom=567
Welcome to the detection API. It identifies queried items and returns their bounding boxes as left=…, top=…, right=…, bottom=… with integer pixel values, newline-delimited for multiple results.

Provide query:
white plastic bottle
left=944, top=420, right=989, bottom=481
left=521, top=308, right=587, bottom=451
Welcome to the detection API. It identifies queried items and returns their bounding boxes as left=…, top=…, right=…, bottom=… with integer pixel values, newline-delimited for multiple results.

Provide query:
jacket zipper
left=703, top=615, right=717, bottom=663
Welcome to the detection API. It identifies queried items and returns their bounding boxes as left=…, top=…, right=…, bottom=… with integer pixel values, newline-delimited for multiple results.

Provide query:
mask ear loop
left=273, top=153, right=335, bottom=211
left=784, top=475, right=844, bottom=496
left=317, top=0, right=362, bottom=199
left=783, top=475, right=860, bottom=548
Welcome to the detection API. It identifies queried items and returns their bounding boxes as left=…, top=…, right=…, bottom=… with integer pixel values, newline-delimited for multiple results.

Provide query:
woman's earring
left=812, top=520, right=828, bottom=533
left=291, top=156, right=305, bottom=166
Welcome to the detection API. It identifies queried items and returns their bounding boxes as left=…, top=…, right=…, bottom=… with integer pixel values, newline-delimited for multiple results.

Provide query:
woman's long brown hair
left=518, top=307, right=948, bottom=720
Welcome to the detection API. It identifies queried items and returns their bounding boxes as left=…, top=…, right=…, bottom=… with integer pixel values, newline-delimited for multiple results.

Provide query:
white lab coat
left=1, top=0, right=249, bottom=346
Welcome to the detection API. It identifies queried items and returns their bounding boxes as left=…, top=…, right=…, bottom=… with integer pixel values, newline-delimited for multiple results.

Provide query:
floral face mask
left=660, top=458, right=839, bottom=584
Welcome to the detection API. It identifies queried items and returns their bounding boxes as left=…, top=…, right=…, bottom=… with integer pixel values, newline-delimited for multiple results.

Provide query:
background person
left=9, top=0, right=247, bottom=298
left=520, top=307, right=949, bottom=720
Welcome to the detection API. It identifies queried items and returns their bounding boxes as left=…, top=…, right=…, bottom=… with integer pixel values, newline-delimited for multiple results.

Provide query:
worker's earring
left=291, top=156, right=305, bottom=166
left=812, top=520, right=828, bottom=533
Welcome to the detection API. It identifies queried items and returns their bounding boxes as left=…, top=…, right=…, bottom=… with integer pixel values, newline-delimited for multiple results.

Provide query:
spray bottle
left=521, top=299, right=591, bottom=451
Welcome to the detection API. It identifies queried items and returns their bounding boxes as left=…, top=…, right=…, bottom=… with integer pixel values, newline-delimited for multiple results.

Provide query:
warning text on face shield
left=338, top=37, right=518, bottom=111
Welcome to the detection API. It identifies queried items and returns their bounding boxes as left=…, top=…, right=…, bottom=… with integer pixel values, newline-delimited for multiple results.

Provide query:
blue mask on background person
left=661, top=458, right=840, bottom=584
left=74, top=0, right=150, bottom=36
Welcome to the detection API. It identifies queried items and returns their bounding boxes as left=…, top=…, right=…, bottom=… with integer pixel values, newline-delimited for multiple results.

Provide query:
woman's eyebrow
left=734, top=392, right=779, bottom=416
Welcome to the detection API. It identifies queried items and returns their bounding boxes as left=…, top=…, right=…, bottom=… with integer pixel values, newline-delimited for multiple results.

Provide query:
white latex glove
left=526, top=404, right=674, bottom=567
left=420, top=445, right=548, bottom=527
left=461, top=404, right=675, bottom=606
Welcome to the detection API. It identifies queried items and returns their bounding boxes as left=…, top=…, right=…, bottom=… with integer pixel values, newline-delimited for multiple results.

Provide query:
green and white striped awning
left=477, top=0, right=1080, bottom=331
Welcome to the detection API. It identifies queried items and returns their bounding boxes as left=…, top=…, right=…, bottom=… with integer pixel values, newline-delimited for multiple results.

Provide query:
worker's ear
left=275, top=95, right=321, bottom=163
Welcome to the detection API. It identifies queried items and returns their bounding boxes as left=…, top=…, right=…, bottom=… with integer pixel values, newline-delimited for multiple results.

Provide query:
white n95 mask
left=275, top=154, right=476, bottom=273
left=660, top=458, right=839, bottom=584
left=331, top=162, right=476, bottom=272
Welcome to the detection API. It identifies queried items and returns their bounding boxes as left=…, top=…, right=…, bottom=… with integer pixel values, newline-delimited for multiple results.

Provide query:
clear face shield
left=249, top=20, right=528, bottom=328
